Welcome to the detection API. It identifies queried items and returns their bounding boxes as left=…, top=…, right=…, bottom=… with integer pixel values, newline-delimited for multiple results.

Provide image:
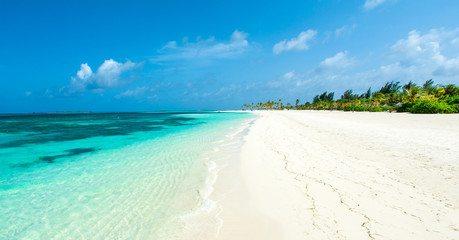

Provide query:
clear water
left=0, top=111, right=254, bottom=239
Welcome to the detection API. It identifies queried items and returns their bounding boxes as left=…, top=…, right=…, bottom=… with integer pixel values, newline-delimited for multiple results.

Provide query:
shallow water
left=0, top=111, right=254, bottom=239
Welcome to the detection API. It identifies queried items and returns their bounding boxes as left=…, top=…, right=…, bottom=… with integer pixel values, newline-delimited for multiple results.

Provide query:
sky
left=1, top=0, right=459, bottom=112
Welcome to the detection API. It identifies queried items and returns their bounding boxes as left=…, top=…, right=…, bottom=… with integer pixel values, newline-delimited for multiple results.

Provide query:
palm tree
left=379, top=81, right=401, bottom=94
left=330, top=100, right=337, bottom=111
left=371, top=92, right=386, bottom=107
left=423, top=79, right=436, bottom=95
left=403, top=81, right=417, bottom=91
left=435, top=87, right=446, bottom=100
left=423, top=79, right=434, bottom=89
left=444, top=84, right=459, bottom=97
left=406, top=86, right=421, bottom=103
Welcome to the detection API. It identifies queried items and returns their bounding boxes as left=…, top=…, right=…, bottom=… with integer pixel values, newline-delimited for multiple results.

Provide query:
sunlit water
left=0, top=111, right=254, bottom=239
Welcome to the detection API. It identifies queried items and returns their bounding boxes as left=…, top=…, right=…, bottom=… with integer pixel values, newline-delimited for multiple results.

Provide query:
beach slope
left=217, top=111, right=459, bottom=239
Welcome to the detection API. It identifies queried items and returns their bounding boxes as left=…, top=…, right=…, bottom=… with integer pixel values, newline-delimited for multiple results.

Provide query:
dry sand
left=214, top=110, right=459, bottom=240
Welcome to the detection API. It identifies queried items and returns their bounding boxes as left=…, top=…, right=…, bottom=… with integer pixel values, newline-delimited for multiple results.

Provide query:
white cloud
left=231, top=30, right=248, bottom=42
left=434, top=57, right=459, bottom=76
left=263, top=28, right=459, bottom=102
left=162, top=41, right=177, bottom=49
left=343, top=29, right=459, bottom=87
left=335, top=24, right=357, bottom=37
left=319, top=51, right=354, bottom=69
left=391, top=30, right=441, bottom=57
left=273, top=29, right=317, bottom=55
left=154, top=30, right=249, bottom=61
left=76, top=63, right=93, bottom=80
left=333, top=28, right=459, bottom=89
left=452, top=37, right=459, bottom=46
left=96, top=59, right=137, bottom=88
left=389, top=28, right=459, bottom=77
left=65, top=59, right=138, bottom=94
left=283, top=71, right=295, bottom=80
left=293, top=51, right=355, bottom=88
left=268, top=71, right=297, bottom=88
left=364, top=0, right=388, bottom=10
left=267, top=51, right=355, bottom=92
left=115, top=86, right=150, bottom=99
left=70, top=63, right=94, bottom=92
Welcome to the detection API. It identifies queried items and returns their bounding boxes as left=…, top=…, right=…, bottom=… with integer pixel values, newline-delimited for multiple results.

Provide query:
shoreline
left=211, top=115, right=283, bottom=240
left=177, top=114, right=257, bottom=239
left=214, top=110, right=459, bottom=239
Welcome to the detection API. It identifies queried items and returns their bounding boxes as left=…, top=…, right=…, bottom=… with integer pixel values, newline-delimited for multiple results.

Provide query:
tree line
left=241, top=80, right=459, bottom=113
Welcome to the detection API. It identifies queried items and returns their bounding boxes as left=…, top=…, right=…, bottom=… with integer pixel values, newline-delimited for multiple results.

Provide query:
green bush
left=410, top=101, right=457, bottom=114
left=343, top=105, right=389, bottom=112
left=397, top=102, right=414, bottom=112
left=381, top=107, right=396, bottom=112
left=445, top=95, right=459, bottom=105
left=369, top=107, right=383, bottom=112
left=344, top=105, right=365, bottom=111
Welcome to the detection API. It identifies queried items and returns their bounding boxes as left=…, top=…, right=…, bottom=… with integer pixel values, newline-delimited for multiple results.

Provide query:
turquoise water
left=0, top=111, right=254, bottom=239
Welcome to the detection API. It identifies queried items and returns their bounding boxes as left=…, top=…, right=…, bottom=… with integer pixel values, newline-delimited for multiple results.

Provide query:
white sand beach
left=214, top=111, right=459, bottom=240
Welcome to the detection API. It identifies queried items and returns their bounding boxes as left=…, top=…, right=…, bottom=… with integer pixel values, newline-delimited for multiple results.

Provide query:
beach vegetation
left=410, top=100, right=457, bottom=114
left=242, top=80, right=459, bottom=114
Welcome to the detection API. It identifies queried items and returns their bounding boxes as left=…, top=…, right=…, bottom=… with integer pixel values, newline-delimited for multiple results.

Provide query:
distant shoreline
left=0, top=110, right=238, bottom=116
left=0, top=111, right=93, bottom=116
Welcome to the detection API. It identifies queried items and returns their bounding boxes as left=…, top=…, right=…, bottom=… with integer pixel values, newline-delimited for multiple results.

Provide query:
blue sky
left=1, top=0, right=459, bottom=112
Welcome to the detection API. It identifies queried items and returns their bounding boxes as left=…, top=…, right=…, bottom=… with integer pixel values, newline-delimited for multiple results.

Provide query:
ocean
left=0, top=111, right=254, bottom=239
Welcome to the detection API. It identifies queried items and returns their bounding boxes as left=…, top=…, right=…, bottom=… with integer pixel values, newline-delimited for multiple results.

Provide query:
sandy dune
left=216, top=111, right=459, bottom=240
